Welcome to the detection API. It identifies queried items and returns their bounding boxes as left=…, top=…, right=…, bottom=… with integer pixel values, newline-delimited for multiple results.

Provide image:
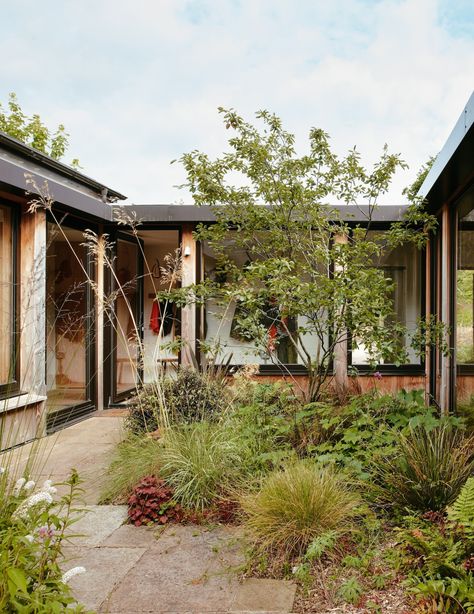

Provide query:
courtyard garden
left=96, top=366, right=474, bottom=613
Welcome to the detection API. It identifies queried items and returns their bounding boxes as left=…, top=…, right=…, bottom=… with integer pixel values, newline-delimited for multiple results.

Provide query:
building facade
left=0, top=92, right=472, bottom=447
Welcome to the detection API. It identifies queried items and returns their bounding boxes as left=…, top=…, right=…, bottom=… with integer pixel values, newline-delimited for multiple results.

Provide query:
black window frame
left=45, top=211, right=98, bottom=431
left=198, top=227, right=334, bottom=376
left=347, top=223, right=426, bottom=375
left=0, top=200, right=20, bottom=399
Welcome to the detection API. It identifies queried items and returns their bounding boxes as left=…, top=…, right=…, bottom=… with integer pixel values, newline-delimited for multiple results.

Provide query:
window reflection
left=456, top=185, right=474, bottom=413
left=46, top=224, right=89, bottom=413
left=351, top=231, right=422, bottom=366
left=0, top=204, right=14, bottom=387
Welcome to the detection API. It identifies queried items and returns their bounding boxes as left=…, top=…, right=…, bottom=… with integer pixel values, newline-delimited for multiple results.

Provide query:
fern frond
left=448, top=477, right=474, bottom=540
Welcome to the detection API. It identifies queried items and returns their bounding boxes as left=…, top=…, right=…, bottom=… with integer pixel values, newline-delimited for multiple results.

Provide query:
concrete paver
left=68, top=505, right=128, bottom=546
left=65, top=546, right=146, bottom=612
left=231, top=579, right=297, bottom=612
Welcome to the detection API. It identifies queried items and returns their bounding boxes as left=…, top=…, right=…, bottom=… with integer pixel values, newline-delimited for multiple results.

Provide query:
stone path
left=6, top=414, right=296, bottom=613
left=65, top=505, right=296, bottom=613
left=8, top=413, right=124, bottom=504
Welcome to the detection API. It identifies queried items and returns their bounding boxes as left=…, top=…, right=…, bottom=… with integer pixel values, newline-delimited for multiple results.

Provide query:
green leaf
left=7, top=567, right=28, bottom=594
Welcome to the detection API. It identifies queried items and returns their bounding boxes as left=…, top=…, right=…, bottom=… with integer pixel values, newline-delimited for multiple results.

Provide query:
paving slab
left=231, top=579, right=296, bottom=612
left=102, top=525, right=243, bottom=612
left=101, top=523, right=162, bottom=548
left=68, top=505, right=128, bottom=546
left=64, top=546, right=146, bottom=612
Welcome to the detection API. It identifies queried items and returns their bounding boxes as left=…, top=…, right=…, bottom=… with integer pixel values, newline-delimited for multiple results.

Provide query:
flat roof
left=122, top=203, right=409, bottom=224
left=0, top=131, right=126, bottom=202
left=419, top=91, right=474, bottom=208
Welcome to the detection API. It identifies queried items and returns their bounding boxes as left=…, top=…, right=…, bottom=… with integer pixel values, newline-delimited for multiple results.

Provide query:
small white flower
left=13, top=477, right=26, bottom=497
left=0, top=467, right=5, bottom=475
left=25, top=534, right=34, bottom=543
left=61, top=566, right=86, bottom=584
left=41, top=479, right=57, bottom=495
left=13, top=491, right=53, bottom=520
left=24, top=480, right=35, bottom=492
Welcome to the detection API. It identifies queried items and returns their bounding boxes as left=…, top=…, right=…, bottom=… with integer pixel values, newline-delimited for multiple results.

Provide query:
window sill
left=0, top=394, right=47, bottom=415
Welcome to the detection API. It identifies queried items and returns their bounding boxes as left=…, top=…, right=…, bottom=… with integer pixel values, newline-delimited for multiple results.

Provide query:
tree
left=0, top=92, right=80, bottom=168
left=171, top=108, right=439, bottom=402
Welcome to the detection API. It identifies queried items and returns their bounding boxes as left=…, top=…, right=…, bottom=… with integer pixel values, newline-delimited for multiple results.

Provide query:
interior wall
left=141, top=230, right=180, bottom=383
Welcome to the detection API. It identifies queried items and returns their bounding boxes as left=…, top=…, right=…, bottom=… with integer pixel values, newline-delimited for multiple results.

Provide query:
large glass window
left=114, top=237, right=140, bottom=397
left=456, top=184, right=474, bottom=412
left=202, top=237, right=322, bottom=367
left=46, top=223, right=92, bottom=415
left=0, top=203, right=18, bottom=394
left=351, top=231, right=422, bottom=367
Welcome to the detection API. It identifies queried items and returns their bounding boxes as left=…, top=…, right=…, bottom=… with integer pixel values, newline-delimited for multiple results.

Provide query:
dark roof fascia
left=0, top=154, right=113, bottom=222
left=419, top=92, right=474, bottom=210
left=0, top=131, right=126, bottom=202
left=123, top=203, right=408, bottom=225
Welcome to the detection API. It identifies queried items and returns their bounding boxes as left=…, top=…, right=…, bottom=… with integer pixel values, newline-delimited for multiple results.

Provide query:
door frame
left=105, top=230, right=144, bottom=405
left=45, top=214, right=97, bottom=432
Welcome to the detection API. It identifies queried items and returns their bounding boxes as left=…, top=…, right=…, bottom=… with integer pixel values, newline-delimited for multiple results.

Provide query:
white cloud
left=1, top=0, right=473, bottom=204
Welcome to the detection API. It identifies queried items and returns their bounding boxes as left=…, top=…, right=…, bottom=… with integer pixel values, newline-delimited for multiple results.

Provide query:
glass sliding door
left=46, top=221, right=95, bottom=428
left=0, top=203, right=19, bottom=397
left=456, top=185, right=474, bottom=416
left=111, top=234, right=143, bottom=402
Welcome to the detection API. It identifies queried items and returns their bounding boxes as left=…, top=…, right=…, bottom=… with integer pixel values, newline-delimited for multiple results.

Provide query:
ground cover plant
left=127, top=476, right=181, bottom=527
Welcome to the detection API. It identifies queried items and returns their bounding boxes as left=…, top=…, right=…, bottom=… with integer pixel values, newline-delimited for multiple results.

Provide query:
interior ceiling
left=138, top=229, right=179, bottom=248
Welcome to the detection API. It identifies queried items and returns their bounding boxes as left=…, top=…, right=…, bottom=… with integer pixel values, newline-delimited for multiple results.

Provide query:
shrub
left=0, top=469, right=86, bottom=612
left=125, top=383, right=164, bottom=435
left=127, top=476, right=180, bottom=526
left=158, top=421, right=246, bottom=511
left=308, top=389, right=452, bottom=479
left=227, top=382, right=299, bottom=472
left=241, top=461, right=361, bottom=557
left=126, top=369, right=230, bottom=434
left=101, top=436, right=162, bottom=503
left=376, top=423, right=474, bottom=513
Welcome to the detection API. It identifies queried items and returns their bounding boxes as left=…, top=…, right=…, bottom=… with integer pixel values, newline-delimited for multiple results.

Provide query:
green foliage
left=308, top=389, right=441, bottom=479
left=173, top=107, right=438, bottom=402
left=402, top=155, right=436, bottom=203
left=241, top=461, right=361, bottom=557
left=376, top=423, right=474, bottom=512
left=398, top=515, right=474, bottom=613
left=158, top=421, right=246, bottom=511
left=125, top=368, right=230, bottom=435
left=337, top=577, right=364, bottom=605
left=0, top=92, right=80, bottom=167
left=227, top=381, right=301, bottom=472
left=448, top=478, right=474, bottom=540
left=413, top=576, right=474, bottom=612
left=304, top=530, right=338, bottom=562
left=0, top=469, right=89, bottom=612
left=100, top=436, right=162, bottom=503
left=125, top=383, right=164, bottom=435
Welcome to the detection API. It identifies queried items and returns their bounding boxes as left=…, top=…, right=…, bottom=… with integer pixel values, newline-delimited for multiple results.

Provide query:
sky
left=1, top=0, right=473, bottom=205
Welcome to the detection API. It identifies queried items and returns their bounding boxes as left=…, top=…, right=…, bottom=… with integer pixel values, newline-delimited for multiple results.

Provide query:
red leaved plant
left=127, top=476, right=180, bottom=526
